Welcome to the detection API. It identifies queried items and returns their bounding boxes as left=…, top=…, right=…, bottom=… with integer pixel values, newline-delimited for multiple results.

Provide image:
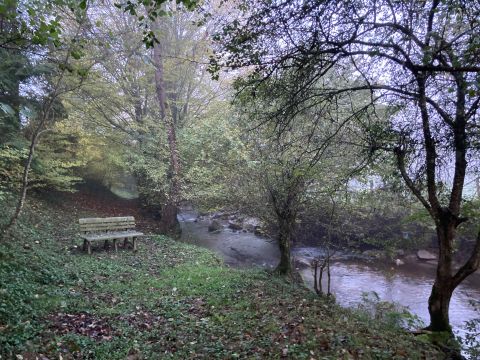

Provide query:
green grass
left=0, top=192, right=445, bottom=359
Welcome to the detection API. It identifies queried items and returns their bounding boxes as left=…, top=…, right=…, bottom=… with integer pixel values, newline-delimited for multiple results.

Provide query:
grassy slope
left=0, top=192, right=444, bottom=359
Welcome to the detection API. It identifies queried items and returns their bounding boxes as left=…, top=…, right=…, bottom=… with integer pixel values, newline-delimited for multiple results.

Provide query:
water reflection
left=300, top=262, right=479, bottom=332
left=179, top=212, right=280, bottom=268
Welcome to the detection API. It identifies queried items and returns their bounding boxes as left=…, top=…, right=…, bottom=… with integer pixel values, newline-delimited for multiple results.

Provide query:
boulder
left=395, top=258, right=405, bottom=266
left=243, top=217, right=262, bottom=232
left=254, top=228, right=267, bottom=237
left=404, top=254, right=417, bottom=262
left=208, top=220, right=223, bottom=232
left=294, top=256, right=312, bottom=269
left=395, top=249, right=406, bottom=257
left=228, top=220, right=243, bottom=231
left=220, top=213, right=232, bottom=220
left=417, top=250, right=437, bottom=261
left=362, top=250, right=387, bottom=259
left=211, top=213, right=220, bottom=219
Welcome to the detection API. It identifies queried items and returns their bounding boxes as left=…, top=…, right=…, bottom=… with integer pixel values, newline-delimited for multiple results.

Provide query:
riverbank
left=0, top=190, right=445, bottom=359
left=180, top=210, right=480, bottom=352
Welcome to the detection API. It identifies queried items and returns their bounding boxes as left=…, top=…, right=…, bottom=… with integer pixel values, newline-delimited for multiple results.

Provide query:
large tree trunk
left=153, top=25, right=181, bottom=237
left=275, top=215, right=294, bottom=275
left=427, top=217, right=480, bottom=332
left=158, top=202, right=180, bottom=236
left=428, top=281, right=453, bottom=332
left=160, top=117, right=181, bottom=237
left=427, top=222, right=455, bottom=332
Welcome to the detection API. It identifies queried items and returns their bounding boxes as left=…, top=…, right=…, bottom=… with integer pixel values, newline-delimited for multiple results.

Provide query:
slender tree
left=152, top=18, right=181, bottom=236
left=234, top=71, right=367, bottom=275
left=151, top=3, right=215, bottom=235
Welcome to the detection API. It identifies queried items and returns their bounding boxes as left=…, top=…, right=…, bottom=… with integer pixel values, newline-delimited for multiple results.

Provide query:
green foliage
left=127, top=125, right=170, bottom=208
left=180, top=101, right=249, bottom=211
left=357, top=291, right=425, bottom=331
left=0, top=144, right=28, bottom=196
left=62, top=91, right=139, bottom=191
left=0, top=120, right=86, bottom=194
left=459, top=300, right=480, bottom=360
left=0, top=196, right=71, bottom=353
left=0, top=0, right=88, bottom=49
left=31, top=125, right=85, bottom=191
left=114, top=0, right=200, bottom=47
left=231, top=68, right=374, bottom=230
left=348, top=189, right=434, bottom=251
left=0, top=0, right=93, bottom=199
left=0, top=48, right=29, bottom=137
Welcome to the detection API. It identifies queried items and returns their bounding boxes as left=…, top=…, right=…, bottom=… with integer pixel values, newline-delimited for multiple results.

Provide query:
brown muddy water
left=178, top=212, right=480, bottom=340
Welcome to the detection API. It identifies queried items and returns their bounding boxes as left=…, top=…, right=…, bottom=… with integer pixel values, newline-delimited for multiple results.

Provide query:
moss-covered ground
left=0, top=192, right=445, bottom=359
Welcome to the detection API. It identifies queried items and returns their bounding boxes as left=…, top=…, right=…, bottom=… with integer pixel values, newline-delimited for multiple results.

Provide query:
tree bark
left=275, top=214, right=294, bottom=275
left=276, top=226, right=291, bottom=274
left=426, top=221, right=455, bottom=332
left=327, top=255, right=331, bottom=296
left=313, top=260, right=320, bottom=295
left=427, top=282, right=453, bottom=332
left=153, top=23, right=181, bottom=237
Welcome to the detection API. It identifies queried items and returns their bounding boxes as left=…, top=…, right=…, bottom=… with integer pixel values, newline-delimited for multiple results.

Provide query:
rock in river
left=208, top=220, right=223, bottom=232
left=243, top=217, right=262, bottom=232
left=416, top=249, right=437, bottom=261
left=362, top=249, right=387, bottom=259
left=228, top=220, right=243, bottom=231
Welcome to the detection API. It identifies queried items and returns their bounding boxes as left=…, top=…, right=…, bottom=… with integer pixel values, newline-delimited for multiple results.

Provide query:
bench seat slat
left=79, top=217, right=134, bottom=224
left=80, top=221, right=135, bottom=227
left=80, top=223, right=136, bottom=231
left=80, top=221, right=135, bottom=226
left=80, top=221, right=136, bottom=226
left=80, top=231, right=144, bottom=241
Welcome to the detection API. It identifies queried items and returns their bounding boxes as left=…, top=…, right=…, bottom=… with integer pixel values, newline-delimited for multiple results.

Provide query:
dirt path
left=53, top=184, right=161, bottom=234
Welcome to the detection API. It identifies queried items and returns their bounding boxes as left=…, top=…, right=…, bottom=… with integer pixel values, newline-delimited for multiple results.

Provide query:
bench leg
left=133, top=237, right=137, bottom=252
left=123, top=237, right=128, bottom=248
left=113, top=239, right=118, bottom=252
left=104, top=240, right=109, bottom=249
left=83, top=239, right=87, bottom=252
left=87, top=241, right=92, bottom=255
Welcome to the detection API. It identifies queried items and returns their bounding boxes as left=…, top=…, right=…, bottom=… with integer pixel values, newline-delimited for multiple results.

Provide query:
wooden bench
left=79, top=216, right=144, bottom=255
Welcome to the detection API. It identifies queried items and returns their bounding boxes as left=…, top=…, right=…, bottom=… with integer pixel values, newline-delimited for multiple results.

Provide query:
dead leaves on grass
left=48, top=312, right=115, bottom=341
left=118, top=309, right=166, bottom=331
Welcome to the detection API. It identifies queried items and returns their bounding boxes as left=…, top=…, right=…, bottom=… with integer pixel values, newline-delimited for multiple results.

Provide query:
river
left=178, top=212, right=480, bottom=341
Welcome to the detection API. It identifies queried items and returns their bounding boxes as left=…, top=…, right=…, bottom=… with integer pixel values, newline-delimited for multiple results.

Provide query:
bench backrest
left=79, top=216, right=136, bottom=233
